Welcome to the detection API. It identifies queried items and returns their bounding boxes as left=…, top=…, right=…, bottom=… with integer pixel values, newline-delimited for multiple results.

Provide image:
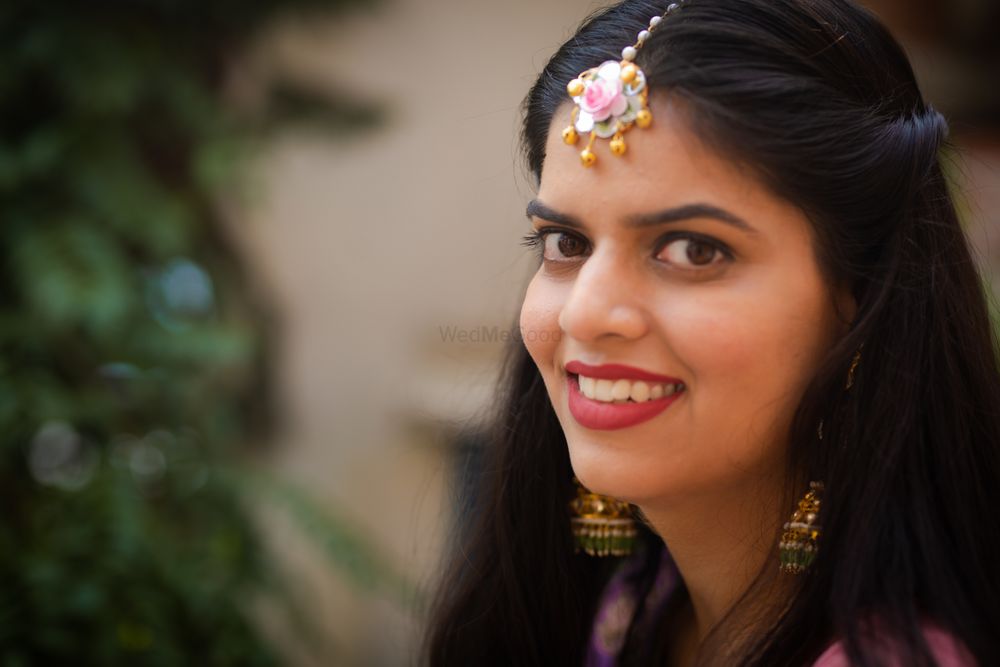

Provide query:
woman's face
left=519, top=97, right=855, bottom=505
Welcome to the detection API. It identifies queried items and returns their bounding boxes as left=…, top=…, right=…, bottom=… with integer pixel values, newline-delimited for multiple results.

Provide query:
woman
left=423, top=0, right=1000, bottom=665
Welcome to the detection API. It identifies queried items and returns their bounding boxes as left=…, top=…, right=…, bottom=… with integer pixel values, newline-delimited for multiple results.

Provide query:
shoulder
left=811, top=620, right=977, bottom=667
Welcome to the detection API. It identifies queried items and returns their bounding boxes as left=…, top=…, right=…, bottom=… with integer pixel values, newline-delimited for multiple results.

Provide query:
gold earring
left=782, top=347, right=857, bottom=572
left=568, top=476, right=637, bottom=557
left=779, top=481, right=823, bottom=574
left=817, top=344, right=864, bottom=441
left=845, top=345, right=862, bottom=390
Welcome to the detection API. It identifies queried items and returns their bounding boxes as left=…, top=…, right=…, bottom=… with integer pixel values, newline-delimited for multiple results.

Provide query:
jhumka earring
left=780, top=345, right=863, bottom=574
left=779, top=481, right=823, bottom=574
left=569, top=476, right=638, bottom=557
left=561, top=3, right=687, bottom=167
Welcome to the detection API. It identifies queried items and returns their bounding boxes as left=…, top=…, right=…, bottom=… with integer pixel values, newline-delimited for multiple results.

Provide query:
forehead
left=538, top=94, right=788, bottom=227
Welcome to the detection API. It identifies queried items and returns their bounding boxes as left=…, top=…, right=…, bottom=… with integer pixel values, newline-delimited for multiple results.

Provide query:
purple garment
left=585, top=547, right=977, bottom=667
left=812, top=620, right=978, bottom=667
left=585, top=545, right=681, bottom=666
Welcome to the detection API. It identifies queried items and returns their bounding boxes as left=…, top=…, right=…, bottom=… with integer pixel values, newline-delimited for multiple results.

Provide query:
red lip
left=564, top=360, right=682, bottom=384
left=566, top=374, right=683, bottom=430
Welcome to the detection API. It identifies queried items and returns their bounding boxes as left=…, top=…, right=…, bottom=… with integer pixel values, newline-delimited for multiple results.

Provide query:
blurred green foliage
left=0, top=0, right=395, bottom=664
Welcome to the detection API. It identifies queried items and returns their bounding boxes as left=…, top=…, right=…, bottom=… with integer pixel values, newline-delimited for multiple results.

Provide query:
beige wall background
left=227, top=1, right=597, bottom=664
left=220, top=1, right=999, bottom=664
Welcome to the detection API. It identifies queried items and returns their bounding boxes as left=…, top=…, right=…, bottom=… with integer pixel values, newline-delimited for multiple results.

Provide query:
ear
left=832, top=282, right=858, bottom=333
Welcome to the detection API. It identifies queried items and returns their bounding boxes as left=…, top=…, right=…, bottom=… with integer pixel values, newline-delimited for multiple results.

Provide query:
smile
left=563, top=361, right=685, bottom=430
left=576, top=374, right=683, bottom=403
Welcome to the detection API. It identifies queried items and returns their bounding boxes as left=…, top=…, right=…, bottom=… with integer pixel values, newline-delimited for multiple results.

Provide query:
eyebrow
left=525, top=198, right=758, bottom=235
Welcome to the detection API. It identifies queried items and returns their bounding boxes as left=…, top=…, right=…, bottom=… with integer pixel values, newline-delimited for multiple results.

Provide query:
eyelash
left=520, top=227, right=734, bottom=271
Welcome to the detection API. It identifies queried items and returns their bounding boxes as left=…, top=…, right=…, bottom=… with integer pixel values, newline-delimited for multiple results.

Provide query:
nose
left=557, top=247, right=649, bottom=343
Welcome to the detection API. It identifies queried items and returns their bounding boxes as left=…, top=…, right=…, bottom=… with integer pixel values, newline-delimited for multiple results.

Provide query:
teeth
left=631, top=381, right=650, bottom=402
left=595, top=379, right=613, bottom=401
left=611, top=379, right=631, bottom=400
left=576, top=374, right=683, bottom=403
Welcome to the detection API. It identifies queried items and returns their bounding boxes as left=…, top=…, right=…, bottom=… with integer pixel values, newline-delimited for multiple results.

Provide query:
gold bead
left=636, top=109, right=652, bottom=129
left=610, top=135, right=626, bottom=156
left=567, top=79, right=585, bottom=97
left=620, top=64, right=638, bottom=84
left=562, top=126, right=578, bottom=145
left=580, top=149, right=597, bottom=167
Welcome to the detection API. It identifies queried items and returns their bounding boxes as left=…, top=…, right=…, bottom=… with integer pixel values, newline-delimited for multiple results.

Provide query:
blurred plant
left=0, top=0, right=401, bottom=664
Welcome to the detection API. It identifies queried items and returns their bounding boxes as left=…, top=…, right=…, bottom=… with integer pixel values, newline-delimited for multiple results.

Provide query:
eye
left=656, top=234, right=730, bottom=270
left=521, top=228, right=732, bottom=272
left=521, top=228, right=589, bottom=262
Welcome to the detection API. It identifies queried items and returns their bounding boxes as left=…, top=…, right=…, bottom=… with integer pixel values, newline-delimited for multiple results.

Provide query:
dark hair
left=423, top=1, right=1000, bottom=665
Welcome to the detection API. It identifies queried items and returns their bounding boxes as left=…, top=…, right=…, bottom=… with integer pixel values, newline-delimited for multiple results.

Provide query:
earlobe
left=832, top=283, right=858, bottom=332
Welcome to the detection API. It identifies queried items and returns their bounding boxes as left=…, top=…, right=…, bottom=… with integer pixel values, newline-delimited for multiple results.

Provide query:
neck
left=637, top=471, right=797, bottom=649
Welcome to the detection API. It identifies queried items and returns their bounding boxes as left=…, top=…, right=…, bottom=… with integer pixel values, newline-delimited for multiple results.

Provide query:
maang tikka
left=562, top=3, right=687, bottom=167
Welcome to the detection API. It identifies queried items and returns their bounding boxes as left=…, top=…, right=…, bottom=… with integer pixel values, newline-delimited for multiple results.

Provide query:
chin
left=566, top=434, right=706, bottom=507
left=567, top=440, right=652, bottom=504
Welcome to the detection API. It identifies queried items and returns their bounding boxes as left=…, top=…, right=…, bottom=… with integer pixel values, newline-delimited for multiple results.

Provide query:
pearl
left=649, top=15, right=662, bottom=28
left=636, top=108, right=652, bottom=128
left=621, top=46, right=637, bottom=61
left=562, top=126, right=578, bottom=145
left=567, top=78, right=585, bottom=97
left=638, top=29, right=650, bottom=43
left=668, top=3, right=679, bottom=12
left=580, top=148, right=597, bottom=167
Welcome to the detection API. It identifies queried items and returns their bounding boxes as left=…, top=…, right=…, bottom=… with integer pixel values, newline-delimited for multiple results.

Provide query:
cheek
left=660, top=271, right=834, bottom=451
left=519, top=273, right=563, bottom=371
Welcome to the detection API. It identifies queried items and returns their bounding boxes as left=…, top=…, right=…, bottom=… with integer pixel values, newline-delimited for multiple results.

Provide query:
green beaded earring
left=568, top=476, right=638, bottom=557
left=779, top=481, right=823, bottom=574
left=779, top=346, right=862, bottom=574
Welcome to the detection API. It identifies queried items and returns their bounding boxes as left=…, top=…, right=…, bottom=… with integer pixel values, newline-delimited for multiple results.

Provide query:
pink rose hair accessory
left=562, top=2, right=684, bottom=167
